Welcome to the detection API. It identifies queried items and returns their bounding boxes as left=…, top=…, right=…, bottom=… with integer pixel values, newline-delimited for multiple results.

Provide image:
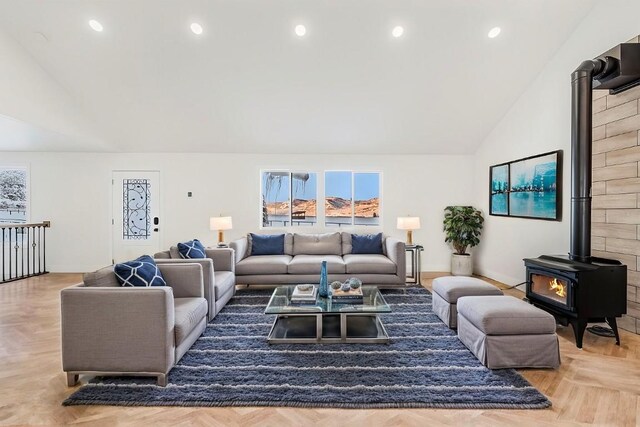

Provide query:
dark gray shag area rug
left=63, top=287, right=551, bottom=409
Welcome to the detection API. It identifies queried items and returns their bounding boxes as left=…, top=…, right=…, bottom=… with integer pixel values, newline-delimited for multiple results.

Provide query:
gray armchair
left=154, top=247, right=236, bottom=319
left=61, top=262, right=207, bottom=387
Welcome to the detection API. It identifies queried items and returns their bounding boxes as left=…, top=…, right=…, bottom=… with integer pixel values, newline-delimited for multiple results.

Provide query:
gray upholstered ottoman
left=457, top=295, right=561, bottom=369
left=432, top=276, right=503, bottom=328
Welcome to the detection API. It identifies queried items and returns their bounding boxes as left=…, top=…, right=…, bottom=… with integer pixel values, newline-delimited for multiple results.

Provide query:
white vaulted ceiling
left=0, top=0, right=596, bottom=153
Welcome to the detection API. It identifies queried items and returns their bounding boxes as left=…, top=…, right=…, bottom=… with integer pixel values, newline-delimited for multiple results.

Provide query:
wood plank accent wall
left=592, top=35, right=640, bottom=334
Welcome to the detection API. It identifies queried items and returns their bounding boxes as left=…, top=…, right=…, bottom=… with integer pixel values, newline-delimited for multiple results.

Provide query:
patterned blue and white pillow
left=114, top=255, right=167, bottom=287
left=177, top=239, right=207, bottom=259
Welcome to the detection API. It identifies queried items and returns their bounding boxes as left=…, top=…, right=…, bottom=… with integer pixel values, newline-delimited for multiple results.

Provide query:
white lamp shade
left=210, top=216, right=233, bottom=231
left=397, top=216, right=421, bottom=230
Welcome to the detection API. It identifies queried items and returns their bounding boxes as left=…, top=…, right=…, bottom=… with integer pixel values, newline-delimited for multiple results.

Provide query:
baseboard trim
left=474, top=267, right=523, bottom=287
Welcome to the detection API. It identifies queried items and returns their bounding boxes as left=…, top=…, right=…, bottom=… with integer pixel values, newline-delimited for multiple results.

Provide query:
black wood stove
left=524, top=255, right=626, bottom=348
left=524, top=43, right=640, bottom=348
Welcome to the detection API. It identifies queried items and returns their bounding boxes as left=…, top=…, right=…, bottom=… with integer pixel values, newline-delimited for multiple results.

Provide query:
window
left=260, top=170, right=380, bottom=227
left=261, top=171, right=317, bottom=227
left=0, top=167, right=28, bottom=224
left=325, top=171, right=352, bottom=226
left=354, top=172, right=380, bottom=226
left=291, top=173, right=317, bottom=226
left=325, top=171, right=381, bottom=226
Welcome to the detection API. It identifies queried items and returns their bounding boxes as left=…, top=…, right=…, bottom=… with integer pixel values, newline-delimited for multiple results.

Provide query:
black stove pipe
left=570, top=59, right=609, bottom=263
left=570, top=51, right=637, bottom=262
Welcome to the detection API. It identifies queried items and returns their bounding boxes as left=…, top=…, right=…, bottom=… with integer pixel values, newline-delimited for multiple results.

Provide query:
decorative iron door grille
left=122, top=179, right=151, bottom=240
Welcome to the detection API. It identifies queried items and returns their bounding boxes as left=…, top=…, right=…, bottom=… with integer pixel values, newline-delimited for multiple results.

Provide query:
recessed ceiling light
left=392, top=26, right=404, bottom=38
left=488, top=27, right=501, bottom=38
left=88, top=19, right=103, bottom=32
left=295, top=24, right=306, bottom=37
left=190, top=23, right=203, bottom=35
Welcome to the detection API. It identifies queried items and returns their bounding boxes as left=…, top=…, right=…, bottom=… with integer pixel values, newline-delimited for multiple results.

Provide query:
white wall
left=0, top=28, right=106, bottom=151
left=473, top=0, right=640, bottom=285
left=0, top=152, right=474, bottom=272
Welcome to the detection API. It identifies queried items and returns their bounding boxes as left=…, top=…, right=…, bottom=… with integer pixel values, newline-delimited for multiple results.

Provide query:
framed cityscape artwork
left=489, top=150, right=562, bottom=220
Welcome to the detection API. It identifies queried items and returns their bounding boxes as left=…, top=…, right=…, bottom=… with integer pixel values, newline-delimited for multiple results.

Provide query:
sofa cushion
left=288, top=255, right=346, bottom=274
left=236, top=255, right=292, bottom=275
left=293, top=232, right=341, bottom=256
left=245, top=234, right=252, bottom=258
left=114, top=255, right=167, bottom=287
left=457, top=295, right=557, bottom=335
left=341, top=232, right=352, bottom=255
left=250, top=233, right=285, bottom=255
left=284, top=233, right=293, bottom=255
left=83, top=265, right=119, bottom=287
left=169, top=246, right=181, bottom=259
left=351, top=233, right=384, bottom=254
left=174, top=297, right=208, bottom=346
left=177, top=239, right=207, bottom=259
left=153, top=250, right=171, bottom=259
left=343, top=254, right=396, bottom=274
left=214, top=271, right=236, bottom=299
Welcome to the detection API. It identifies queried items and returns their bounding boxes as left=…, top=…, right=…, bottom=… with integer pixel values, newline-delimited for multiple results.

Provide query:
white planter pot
left=451, top=254, right=473, bottom=276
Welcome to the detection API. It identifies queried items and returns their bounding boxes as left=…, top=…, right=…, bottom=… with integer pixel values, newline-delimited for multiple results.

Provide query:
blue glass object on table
left=318, top=260, right=329, bottom=298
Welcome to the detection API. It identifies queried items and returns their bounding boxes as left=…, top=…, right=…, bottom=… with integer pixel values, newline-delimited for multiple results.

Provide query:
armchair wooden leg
left=66, top=373, right=79, bottom=387
left=157, top=374, right=167, bottom=387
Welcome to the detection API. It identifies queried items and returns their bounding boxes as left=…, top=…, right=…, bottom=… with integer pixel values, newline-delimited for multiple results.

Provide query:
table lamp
left=397, top=216, right=420, bottom=245
left=210, top=216, right=233, bottom=247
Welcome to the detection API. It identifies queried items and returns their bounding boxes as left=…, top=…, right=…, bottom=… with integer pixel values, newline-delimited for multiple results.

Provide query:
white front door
left=112, top=171, right=161, bottom=263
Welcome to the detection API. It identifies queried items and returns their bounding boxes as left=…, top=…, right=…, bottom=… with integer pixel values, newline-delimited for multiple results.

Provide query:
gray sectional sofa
left=154, top=247, right=236, bottom=320
left=230, top=232, right=406, bottom=286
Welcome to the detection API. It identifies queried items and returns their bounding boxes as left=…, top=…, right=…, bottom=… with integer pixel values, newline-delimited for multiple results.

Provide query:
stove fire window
left=530, top=273, right=570, bottom=306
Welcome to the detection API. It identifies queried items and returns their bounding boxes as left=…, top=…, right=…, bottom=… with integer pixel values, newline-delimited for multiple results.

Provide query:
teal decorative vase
left=319, top=261, right=329, bottom=298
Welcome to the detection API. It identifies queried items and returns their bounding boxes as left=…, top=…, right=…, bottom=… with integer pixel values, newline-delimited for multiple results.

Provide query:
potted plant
left=443, top=206, right=484, bottom=276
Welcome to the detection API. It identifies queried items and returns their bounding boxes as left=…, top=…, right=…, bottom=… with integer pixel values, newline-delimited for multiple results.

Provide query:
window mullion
left=351, top=171, right=355, bottom=225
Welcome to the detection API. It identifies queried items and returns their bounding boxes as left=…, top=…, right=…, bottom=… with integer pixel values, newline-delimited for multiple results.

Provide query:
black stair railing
left=1, top=221, right=50, bottom=283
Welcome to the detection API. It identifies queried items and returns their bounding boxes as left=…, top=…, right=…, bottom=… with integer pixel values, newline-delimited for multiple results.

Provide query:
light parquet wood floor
left=0, top=273, right=639, bottom=426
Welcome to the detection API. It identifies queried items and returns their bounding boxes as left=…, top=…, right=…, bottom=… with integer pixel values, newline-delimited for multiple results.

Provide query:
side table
left=405, top=244, right=423, bottom=285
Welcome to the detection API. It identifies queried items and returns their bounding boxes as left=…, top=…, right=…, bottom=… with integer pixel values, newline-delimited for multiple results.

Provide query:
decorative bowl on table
left=348, top=278, right=362, bottom=289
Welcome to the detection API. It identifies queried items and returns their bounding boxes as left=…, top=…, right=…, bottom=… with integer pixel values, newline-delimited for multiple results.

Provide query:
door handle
left=154, top=217, right=159, bottom=225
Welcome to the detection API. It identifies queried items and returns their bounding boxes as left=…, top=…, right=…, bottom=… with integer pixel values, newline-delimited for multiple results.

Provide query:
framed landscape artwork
left=489, top=150, right=562, bottom=220
left=0, top=166, right=29, bottom=224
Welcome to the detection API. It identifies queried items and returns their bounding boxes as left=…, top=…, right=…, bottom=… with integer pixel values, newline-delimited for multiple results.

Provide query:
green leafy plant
left=443, top=206, right=484, bottom=255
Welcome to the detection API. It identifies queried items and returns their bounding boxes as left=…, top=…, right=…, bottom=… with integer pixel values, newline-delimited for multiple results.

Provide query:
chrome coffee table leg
left=267, top=313, right=389, bottom=344
left=316, top=313, right=322, bottom=343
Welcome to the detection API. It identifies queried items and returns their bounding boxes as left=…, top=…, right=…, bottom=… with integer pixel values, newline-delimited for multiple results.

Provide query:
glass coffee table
left=264, top=285, right=391, bottom=344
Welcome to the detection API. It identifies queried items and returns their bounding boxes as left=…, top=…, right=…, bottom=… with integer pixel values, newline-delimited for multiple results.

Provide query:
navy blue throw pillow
left=114, top=255, right=167, bottom=287
left=351, top=233, right=384, bottom=254
left=177, top=239, right=206, bottom=259
left=250, top=233, right=285, bottom=256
